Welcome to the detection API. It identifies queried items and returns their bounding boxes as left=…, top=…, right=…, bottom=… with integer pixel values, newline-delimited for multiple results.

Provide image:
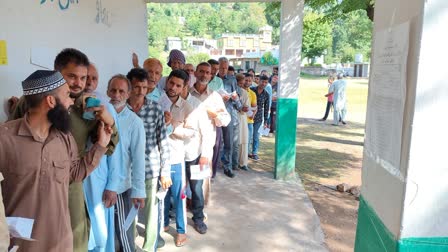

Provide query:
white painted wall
left=0, top=0, right=148, bottom=122
left=361, top=0, right=425, bottom=238
left=401, top=0, right=448, bottom=238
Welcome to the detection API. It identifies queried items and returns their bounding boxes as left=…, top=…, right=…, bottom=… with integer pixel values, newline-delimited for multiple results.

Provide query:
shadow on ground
left=135, top=169, right=328, bottom=252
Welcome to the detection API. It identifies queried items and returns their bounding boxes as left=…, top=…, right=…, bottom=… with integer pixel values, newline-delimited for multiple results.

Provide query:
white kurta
left=329, top=79, right=347, bottom=124
left=238, top=89, right=250, bottom=166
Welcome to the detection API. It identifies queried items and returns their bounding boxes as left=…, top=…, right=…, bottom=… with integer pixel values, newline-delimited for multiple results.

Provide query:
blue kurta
left=83, top=103, right=122, bottom=252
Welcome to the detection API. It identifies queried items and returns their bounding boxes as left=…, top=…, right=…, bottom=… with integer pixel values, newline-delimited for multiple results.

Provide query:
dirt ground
left=252, top=77, right=368, bottom=252
left=254, top=118, right=363, bottom=252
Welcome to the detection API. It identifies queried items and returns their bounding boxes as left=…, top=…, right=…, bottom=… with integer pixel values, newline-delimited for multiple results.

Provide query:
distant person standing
left=326, top=73, right=347, bottom=125
left=249, top=75, right=270, bottom=161
left=318, top=75, right=335, bottom=121
left=269, top=74, right=278, bottom=133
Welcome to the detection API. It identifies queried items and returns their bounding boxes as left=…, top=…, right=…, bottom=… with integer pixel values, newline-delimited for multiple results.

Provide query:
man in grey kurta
left=328, top=73, right=347, bottom=125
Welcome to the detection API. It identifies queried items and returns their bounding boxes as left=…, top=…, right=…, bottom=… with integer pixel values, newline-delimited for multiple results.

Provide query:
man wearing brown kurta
left=0, top=70, right=112, bottom=251
left=10, top=48, right=118, bottom=252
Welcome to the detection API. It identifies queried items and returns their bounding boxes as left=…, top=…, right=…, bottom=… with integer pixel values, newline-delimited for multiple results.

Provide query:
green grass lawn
left=298, top=77, right=368, bottom=123
left=254, top=77, right=369, bottom=184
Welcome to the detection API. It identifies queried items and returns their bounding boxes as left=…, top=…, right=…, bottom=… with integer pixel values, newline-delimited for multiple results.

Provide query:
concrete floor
left=136, top=168, right=328, bottom=252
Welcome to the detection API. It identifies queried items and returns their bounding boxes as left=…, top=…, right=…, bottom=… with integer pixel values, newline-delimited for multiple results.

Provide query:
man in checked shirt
left=126, top=68, right=172, bottom=252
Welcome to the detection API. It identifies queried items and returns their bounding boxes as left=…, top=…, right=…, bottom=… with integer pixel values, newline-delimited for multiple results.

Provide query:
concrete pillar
left=355, top=0, right=448, bottom=251
left=274, top=0, right=304, bottom=180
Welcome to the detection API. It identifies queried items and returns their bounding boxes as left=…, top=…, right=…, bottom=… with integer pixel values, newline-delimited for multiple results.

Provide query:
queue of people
left=0, top=48, right=280, bottom=252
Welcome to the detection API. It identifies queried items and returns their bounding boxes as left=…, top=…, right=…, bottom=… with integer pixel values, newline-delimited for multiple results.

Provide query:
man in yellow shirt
left=244, top=73, right=258, bottom=159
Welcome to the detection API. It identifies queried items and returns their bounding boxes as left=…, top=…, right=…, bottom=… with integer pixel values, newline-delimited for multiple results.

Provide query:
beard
left=111, top=100, right=127, bottom=110
left=47, top=99, right=71, bottom=134
left=70, top=90, right=83, bottom=99
left=197, top=77, right=209, bottom=86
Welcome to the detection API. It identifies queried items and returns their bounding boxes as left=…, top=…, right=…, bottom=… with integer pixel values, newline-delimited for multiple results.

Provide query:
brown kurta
left=0, top=117, right=106, bottom=252
left=10, top=95, right=119, bottom=252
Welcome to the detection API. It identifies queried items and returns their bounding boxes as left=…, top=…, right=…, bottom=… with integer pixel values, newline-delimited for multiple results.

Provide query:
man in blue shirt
left=106, top=74, right=146, bottom=252
left=218, top=57, right=243, bottom=178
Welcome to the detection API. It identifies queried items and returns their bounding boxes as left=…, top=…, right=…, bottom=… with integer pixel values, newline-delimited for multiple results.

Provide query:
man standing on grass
left=327, top=73, right=347, bottom=126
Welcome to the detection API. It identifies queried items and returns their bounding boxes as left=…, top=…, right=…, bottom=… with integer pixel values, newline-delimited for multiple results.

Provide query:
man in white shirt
left=163, top=69, right=195, bottom=247
left=190, top=62, right=231, bottom=177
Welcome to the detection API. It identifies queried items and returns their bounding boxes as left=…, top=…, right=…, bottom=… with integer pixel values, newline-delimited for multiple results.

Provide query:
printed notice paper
left=364, top=21, right=410, bottom=180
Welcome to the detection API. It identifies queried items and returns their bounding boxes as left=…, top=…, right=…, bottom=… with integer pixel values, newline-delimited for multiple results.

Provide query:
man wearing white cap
left=0, top=70, right=112, bottom=251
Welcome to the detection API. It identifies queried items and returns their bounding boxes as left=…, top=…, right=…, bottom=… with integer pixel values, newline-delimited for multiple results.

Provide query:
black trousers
left=322, top=101, right=333, bottom=120
left=186, top=155, right=205, bottom=223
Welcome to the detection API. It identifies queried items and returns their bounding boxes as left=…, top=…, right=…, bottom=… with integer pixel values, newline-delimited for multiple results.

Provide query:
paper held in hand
left=6, top=217, right=35, bottom=241
left=123, top=202, right=140, bottom=232
left=158, top=93, right=173, bottom=112
left=258, top=126, right=270, bottom=136
left=246, top=107, right=257, bottom=117
left=190, top=165, right=211, bottom=180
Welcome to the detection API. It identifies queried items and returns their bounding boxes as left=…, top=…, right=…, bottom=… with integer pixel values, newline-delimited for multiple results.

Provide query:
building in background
left=217, top=25, right=273, bottom=58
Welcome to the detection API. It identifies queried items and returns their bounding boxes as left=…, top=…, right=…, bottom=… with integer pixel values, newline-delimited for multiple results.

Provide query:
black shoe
left=194, top=221, right=208, bottom=234
left=239, top=165, right=249, bottom=171
left=318, top=118, right=326, bottom=121
left=224, top=169, right=235, bottom=178
left=341, top=121, right=347, bottom=125
left=157, top=235, right=165, bottom=248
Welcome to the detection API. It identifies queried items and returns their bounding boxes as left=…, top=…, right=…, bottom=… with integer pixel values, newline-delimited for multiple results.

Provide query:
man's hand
left=264, top=123, right=269, bottom=129
left=222, top=95, right=230, bottom=102
left=102, top=190, right=118, bottom=208
left=97, top=121, right=112, bottom=147
left=164, top=111, right=172, bottom=125
left=132, top=52, right=140, bottom=68
left=160, top=176, right=172, bottom=190
left=207, top=109, right=218, bottom=119
left=242, top=106, right=249, bottom=112
left=86, top=105, right=115, bottom=126
left=199, top=157, right=209, bottom=171
left=230, top=92, right=238, bottom=101
left=132, top=198, right=145, bottom=209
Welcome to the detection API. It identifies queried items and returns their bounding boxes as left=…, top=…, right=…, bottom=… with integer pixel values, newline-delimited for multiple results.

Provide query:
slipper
left=175, top=233, right=187, bottom=247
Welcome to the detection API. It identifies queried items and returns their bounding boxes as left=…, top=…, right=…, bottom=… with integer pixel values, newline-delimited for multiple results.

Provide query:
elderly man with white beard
left=105, top=75, right=146, bottom=252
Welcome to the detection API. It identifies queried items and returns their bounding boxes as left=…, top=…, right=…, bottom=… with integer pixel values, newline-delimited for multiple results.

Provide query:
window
left=225, top=49, right=234, bottom=55
left=240, top=39, right=246, bottom=47
left=254, top=39, right=259, bottom=47
left=192, top=41, right=204, bottom=46
left=236, top=50, right=244, bottom=57
left=228, top=39, right=234, bottom=47
left=245, top=61, right=250, bottom=70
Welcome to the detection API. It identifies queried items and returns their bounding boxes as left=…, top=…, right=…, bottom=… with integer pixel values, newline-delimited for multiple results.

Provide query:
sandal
left=175, top=233, right=187, bottom=247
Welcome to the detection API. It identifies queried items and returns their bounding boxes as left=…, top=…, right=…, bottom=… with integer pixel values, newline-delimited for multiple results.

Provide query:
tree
left=302, top=11, right=332, bottom=63
left=186, top=53, right=210, bottom=67
left=263, top=0, right=375, bottom=45
left=261, top=52, right=279, bottom=66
